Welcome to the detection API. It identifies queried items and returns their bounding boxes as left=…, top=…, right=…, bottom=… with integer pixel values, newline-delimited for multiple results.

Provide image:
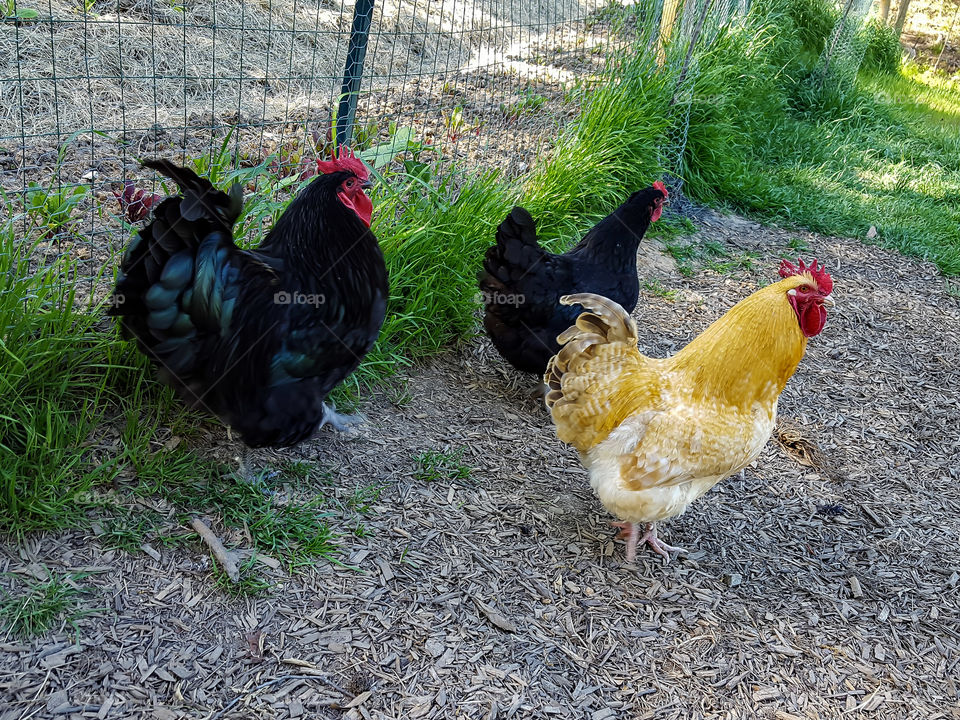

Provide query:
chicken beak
left=360, top=179, right=374, bottom=191
left=821, top=294, right=835, bottom=307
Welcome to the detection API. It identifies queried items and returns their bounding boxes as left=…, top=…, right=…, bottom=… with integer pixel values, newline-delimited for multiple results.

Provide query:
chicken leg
left=238, top=446, right=258, bottom=484
left=318, top=401, right=366, bottom=433
left=226, top=427, right=263, bottom=484
left=611, top=521, right=687, bottom=563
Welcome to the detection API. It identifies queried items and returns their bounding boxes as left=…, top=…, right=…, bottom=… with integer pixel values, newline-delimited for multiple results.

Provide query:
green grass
left=708, top=66, right=960, bottom=273
left=0, top=571, right=86, bottom=638
left=342, top=482, right=383, bottom=513
left=128, top=447, right=338, bottom=569
left=358, top=169, right=514, bottom=383
left=521, top=52, right=673, bottom=248
left=643, top=279, right=681, bottom=301
left=677, top=0, right=960, bottom=273
left=662, top=237, right=760, bottom=277
left=0, top=217, right=171, bottom=531
left=500, top=88, right=548, bottom=120
left=414, top=448, right=474, bottom=483
left=96, top=506, right=167, bottom=552
left=78, top=445, right=344, bottom=590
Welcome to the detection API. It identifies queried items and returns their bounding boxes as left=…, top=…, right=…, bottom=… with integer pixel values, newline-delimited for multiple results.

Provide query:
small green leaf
left=358, top=127, right=415, bottom=170
left=402, top=160, right=432, bottom=182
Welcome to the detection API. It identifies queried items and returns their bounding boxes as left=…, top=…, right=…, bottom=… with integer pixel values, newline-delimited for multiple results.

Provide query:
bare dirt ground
left=2, top=210, right=959, bottom=720
left=902, top=0, right=960, bottom=74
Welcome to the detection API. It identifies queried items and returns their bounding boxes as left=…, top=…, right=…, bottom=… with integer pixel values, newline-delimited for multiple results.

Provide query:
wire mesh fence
left=811, top=0, right=876, bottom=99
left=0, top=0, right=756, bottom=296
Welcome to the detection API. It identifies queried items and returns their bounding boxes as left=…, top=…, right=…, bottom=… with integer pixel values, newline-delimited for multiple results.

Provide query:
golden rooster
left=544, top=259, right=834, bottom=563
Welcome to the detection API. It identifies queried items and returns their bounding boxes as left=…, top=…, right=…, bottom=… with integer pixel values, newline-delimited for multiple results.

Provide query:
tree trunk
left=894, top=0, right=913, bottom=37
left=878, top=0, right=891, bottom=23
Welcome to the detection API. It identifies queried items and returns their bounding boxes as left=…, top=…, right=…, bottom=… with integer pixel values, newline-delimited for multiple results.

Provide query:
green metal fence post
left=336, top=0, right=376, bottom=147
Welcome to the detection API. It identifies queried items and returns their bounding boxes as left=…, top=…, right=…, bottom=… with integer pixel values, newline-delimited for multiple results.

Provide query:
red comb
left=316, top=145, right=369, bottom=181
left=779, top=257, right=833, bottom=294
left=653, top=180, right=668, bottom=198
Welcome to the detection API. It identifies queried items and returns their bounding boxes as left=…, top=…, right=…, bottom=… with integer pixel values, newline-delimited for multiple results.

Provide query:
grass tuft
left=128, top=448, right=338, bottom=570
left=414, top=449, right=474, bottom=484
left=0, top=571, right=85, bottom=638
left=677, top=0, right=960, bottom=274
left=643, top=279, right=681, bottom=301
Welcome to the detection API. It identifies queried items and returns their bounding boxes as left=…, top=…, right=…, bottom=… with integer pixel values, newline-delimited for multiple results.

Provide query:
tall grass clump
left=522, top=38, right=673, bottom=247
left=345, top=169, right=514, bottom=390
left=0, top=221, right=133, bottom=529
left=756, top=0, right=837, bottom=57
left=861, top=19, right=901, bottom=75
left=680, top=14, right=792, bottom=207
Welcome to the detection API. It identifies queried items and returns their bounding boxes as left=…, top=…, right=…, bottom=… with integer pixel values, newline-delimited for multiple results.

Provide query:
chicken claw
left=610, top=521, right=687, bottom=564
left=235, top=446, right=277, bottom=491
left=529, top=382, right=549, bottom=399
left=318, top=401, right=366, bottom=434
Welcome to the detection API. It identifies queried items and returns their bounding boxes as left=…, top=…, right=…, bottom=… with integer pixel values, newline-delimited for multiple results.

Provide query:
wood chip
left=775, top=712, right=805, bottom=720
left=345, top=691, right=372, bottom=708
left=140, top=543, right=161, bottom=561
left=769, top=644, right=801, bottom=657
left=752, top=687, right=782, bottom=702
left=376, top=558, right=395, bottom=582
left=848, top=575, right=863, bottom=598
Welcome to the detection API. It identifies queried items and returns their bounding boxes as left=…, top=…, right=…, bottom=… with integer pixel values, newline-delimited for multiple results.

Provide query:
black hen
left=110, top=149, right=388, bottom=476
left=478, top=182, right=668, bottom=376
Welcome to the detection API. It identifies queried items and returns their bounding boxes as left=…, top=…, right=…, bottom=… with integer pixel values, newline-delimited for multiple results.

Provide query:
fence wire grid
left=813, top=0, right=876, bottom=98
left=0, top=0, right=751, bottom=295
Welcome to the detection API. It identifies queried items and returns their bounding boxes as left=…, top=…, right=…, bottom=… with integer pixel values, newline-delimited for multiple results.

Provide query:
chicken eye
left=344, top=178, right=356, bottom=189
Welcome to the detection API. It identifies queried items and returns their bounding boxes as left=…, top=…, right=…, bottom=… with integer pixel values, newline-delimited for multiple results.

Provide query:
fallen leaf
left=476, top=600, right=517, bottom=633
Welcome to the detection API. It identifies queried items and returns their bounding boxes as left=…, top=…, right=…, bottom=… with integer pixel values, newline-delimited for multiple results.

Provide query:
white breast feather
left=585, top=397, right=778, bottom=524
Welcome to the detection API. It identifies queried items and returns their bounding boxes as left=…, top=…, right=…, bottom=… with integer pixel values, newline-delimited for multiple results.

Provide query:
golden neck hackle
left=667, top=275, right=811, bottom=410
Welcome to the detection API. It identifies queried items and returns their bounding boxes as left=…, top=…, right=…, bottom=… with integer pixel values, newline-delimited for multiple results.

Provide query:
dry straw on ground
left=0, top=0, right=592, bottom=140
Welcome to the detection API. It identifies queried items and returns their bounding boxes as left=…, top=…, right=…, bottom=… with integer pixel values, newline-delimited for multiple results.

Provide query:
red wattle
left=339, top=189, right=373, bottom=227
left=799, top=301, right=827, bottom=338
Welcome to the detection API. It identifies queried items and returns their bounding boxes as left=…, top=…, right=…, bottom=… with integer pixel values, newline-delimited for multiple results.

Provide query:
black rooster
left=110, top=148, right=388, bottom=479
left=478, top=182, right=668, bottom=379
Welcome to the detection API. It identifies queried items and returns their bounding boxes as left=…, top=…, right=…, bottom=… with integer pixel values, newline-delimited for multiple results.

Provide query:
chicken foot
left=318, top=401, right=366, bottom=434
left=529, top=382, right=549, bottom=400
left=238, top=446, right=256, bottom=484
left=236, top=446, right=278, bottom=487
left=610, top=521, right=688, bottom=564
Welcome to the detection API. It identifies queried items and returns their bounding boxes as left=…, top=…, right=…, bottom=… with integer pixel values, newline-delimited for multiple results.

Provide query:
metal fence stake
left=336, top=0, right=376, bottom=147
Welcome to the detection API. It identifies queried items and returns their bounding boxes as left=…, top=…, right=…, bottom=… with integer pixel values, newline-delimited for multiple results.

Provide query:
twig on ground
left=190, top=517, right=240, bottom=583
